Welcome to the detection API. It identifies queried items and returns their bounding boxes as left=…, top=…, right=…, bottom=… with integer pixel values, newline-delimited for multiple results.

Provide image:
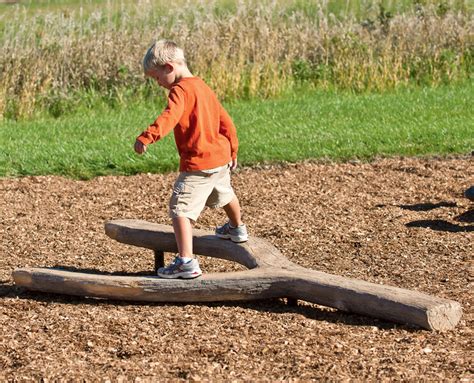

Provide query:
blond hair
left=143, top=40, right=186, bottom=72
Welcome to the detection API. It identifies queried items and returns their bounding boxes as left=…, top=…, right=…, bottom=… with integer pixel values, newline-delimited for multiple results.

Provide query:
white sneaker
left=157, top=256, right=202, bottom=279
left=215, top=222, right=248, bottom=243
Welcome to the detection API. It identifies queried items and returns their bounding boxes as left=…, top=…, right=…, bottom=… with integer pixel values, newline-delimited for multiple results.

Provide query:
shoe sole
left=157, top=271, right=202, bottom=279
left=216, top=233, right=248, bottom=243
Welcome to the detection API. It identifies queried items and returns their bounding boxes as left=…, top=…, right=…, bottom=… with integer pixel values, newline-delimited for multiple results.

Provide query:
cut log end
left=12, top=269, right=32, bottom=287
left=426, top=301, right=463, bottom=331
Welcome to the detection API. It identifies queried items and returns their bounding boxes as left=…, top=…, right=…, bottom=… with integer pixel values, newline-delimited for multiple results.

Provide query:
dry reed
left=0, top=0, right=472, bottom=119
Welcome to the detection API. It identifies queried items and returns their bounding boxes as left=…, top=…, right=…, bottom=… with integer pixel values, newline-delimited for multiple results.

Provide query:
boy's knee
left=169, top=209, right=199, bottom=222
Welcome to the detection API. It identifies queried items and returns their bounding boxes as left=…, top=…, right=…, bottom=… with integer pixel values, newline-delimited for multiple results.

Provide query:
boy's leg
left=216, top=196, right=248, bottom=242
left=172, top=216, right=194, bottom=258
left=161, top=170, right=217, bottom=279
left=158, top=216, right=202, bottom=279
left=205, top=166, right=248, bottom=242
left=169, top=170, right=214, bottom=258
left=223, top=196, right=244, bottom=227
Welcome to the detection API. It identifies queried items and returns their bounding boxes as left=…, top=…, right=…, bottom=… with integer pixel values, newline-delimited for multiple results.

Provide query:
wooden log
left=12, top=219, right=462, bottom=331
left=104, top=219, right=286, bottom=269
left=13, top=268, right=287, bottom=302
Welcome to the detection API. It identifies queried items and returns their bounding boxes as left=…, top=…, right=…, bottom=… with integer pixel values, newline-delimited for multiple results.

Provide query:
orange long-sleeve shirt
left=136, top=77, right=238, bottom=172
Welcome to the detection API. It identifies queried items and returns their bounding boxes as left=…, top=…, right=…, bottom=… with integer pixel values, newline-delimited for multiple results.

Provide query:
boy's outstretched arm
left=134, top=87, right=185, bottom=153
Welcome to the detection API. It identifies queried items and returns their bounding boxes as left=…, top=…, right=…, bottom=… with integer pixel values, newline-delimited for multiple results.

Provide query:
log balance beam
left=13, top=219, right=462, bottom=331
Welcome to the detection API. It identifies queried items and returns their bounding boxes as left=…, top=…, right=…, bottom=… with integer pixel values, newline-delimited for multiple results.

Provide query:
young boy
left=134, top=39, right=248, bottom=279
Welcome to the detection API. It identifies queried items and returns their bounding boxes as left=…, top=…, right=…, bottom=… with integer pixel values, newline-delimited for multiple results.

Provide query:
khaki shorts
left=169, top=165, right=235, bottom=221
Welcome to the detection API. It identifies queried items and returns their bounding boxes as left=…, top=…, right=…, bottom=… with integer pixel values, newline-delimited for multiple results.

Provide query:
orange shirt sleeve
left=219, top=104, right=239, bottom=159
left=136, top=87, right=186, bottom=146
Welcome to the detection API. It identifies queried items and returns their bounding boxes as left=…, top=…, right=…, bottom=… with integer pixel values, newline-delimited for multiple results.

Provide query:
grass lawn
left=1, top=83, right=472, bottom=179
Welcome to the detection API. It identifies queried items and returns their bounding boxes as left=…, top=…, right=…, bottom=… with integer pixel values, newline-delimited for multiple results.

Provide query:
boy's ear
left=164, top=63, right=174, bottom=73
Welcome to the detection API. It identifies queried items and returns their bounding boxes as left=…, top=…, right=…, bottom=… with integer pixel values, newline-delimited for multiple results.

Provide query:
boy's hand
left=230, top=157, right=238, bottom=171
left=134, top=140, right=147, bottom=154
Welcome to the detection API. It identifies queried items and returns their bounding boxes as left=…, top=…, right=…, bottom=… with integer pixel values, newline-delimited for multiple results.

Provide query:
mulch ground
left=1, top=156, right=473, bottom=381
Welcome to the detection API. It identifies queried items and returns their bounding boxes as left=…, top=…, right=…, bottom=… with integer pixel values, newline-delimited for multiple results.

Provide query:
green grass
left=1, top=83, right=473, bottom=179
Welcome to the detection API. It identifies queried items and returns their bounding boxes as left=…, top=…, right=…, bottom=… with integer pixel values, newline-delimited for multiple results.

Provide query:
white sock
left=180, top=257, right=193, bottom=263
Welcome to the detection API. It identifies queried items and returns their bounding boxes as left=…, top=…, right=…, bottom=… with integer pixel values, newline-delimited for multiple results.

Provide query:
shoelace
left=163, top=257, right=182, bottom=271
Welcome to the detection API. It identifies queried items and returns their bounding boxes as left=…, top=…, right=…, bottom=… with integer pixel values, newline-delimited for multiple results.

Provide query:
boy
left=134, top=39, right=248, bottom=279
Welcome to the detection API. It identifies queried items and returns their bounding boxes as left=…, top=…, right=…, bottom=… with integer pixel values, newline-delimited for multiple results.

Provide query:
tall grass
left=0, top=0, right=472, bottom=119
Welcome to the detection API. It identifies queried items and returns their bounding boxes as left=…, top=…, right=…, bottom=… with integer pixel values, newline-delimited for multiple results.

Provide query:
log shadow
left=207, top=300, right=411, bottom=331
left=0, top=279, right=24, bottom=298
left=51, top=265, right=156, bottom=276
left=398, top=201, right=457, bottom=211
left=406, top=219, right=474, bottom=232
left=455, top=209, right=474, bottom=223
left=396, top=200, right=474, bottom=231
left=2, top=269, right=411, bottom=331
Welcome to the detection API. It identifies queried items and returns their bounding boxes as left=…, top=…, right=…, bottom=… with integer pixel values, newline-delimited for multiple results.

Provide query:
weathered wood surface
left=13, top=219, right=462, bottom=331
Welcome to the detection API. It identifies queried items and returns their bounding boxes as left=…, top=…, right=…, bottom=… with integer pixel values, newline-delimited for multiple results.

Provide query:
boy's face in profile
left=146, top=63, right=175, bottom=89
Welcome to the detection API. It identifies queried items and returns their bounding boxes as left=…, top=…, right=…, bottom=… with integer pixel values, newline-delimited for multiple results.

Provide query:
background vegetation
left=0, top=0, right=472, bottom=178
left=1, top=0, right=472, bottom=119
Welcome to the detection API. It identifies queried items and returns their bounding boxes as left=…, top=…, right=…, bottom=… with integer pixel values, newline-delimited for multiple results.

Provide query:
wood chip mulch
left=1, top=156, right=472, bottom=380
